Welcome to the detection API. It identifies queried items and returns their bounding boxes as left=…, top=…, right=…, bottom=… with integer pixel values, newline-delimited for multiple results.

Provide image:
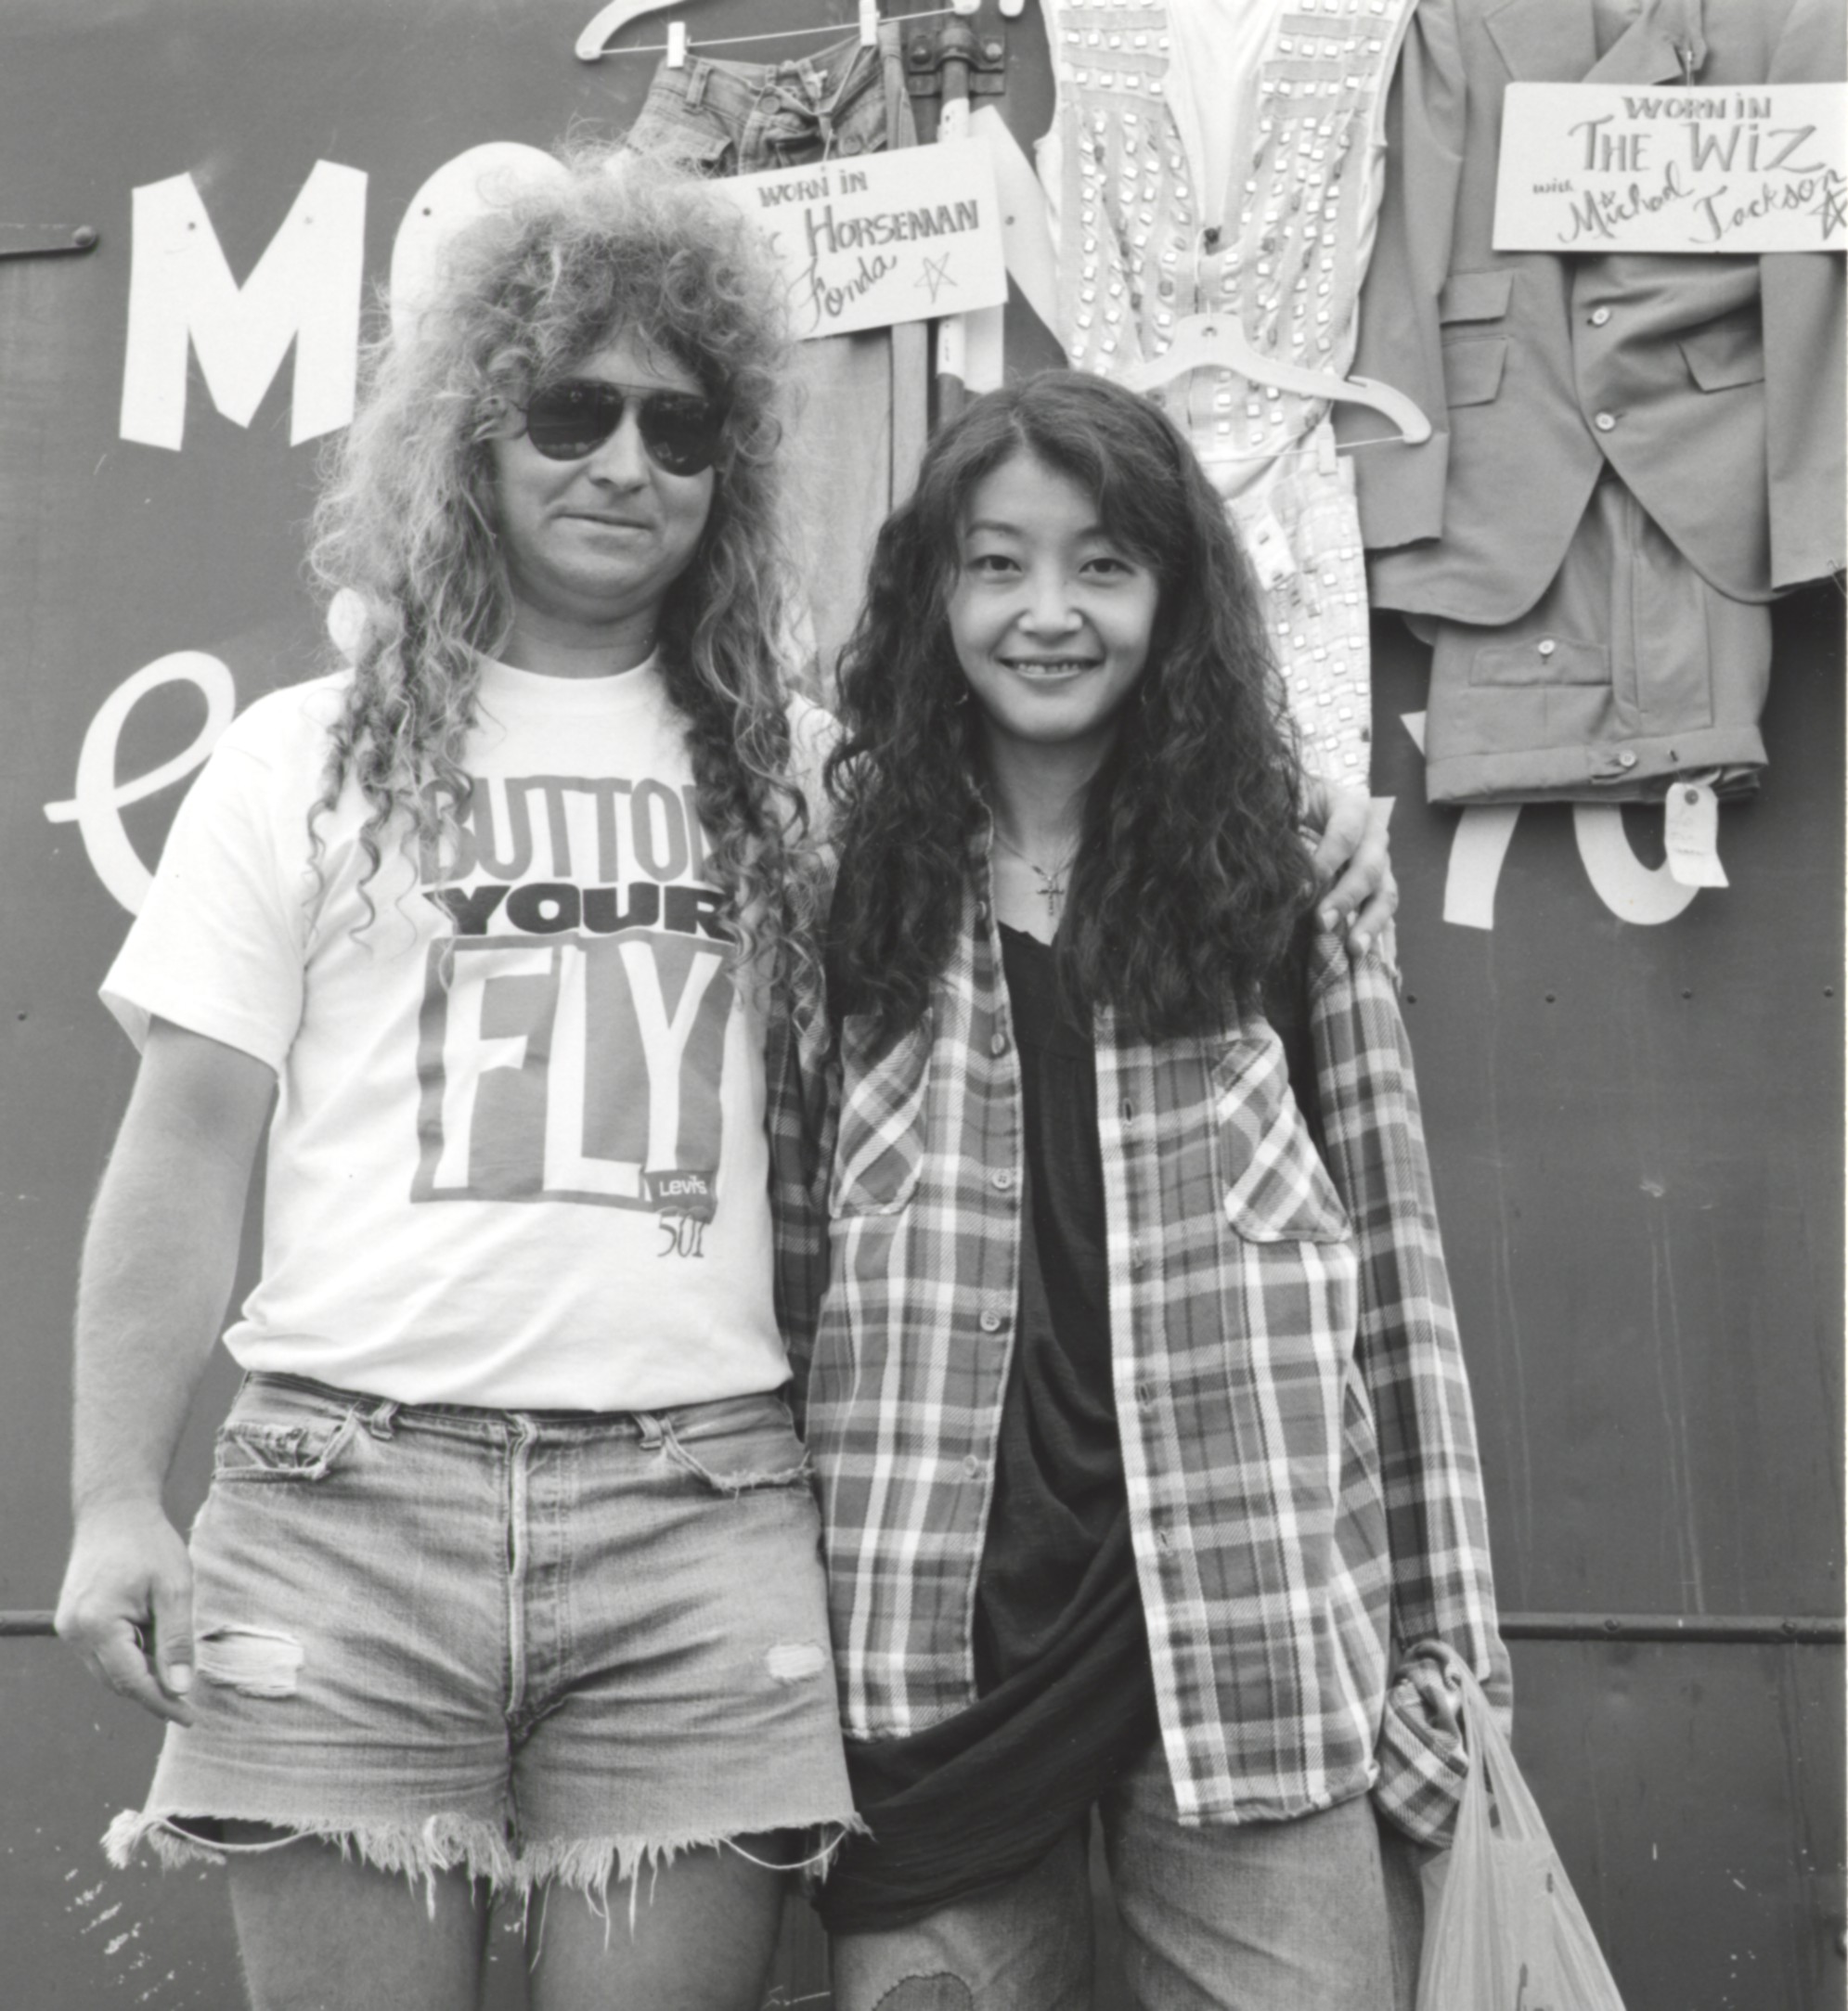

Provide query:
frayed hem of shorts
left=103, top=1807, right=516, bottom=1897
left=520, top=1811, right=866, bottom=1901
left=519, top=1816, right=867, bottom=1941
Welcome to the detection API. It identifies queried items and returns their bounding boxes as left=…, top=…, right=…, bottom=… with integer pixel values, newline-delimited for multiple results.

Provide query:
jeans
left=829, top=1738, right=1427, bottom=2011
left=621, top=26, right=929, bottom=691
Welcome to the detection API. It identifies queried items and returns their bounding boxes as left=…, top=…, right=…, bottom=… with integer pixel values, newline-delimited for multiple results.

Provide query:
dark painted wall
left=2, top=3, right=1839, bottom=2005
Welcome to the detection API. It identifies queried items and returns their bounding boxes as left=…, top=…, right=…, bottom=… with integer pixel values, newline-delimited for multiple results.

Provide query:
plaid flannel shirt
left=769, top=867, right=1508, bottom=1847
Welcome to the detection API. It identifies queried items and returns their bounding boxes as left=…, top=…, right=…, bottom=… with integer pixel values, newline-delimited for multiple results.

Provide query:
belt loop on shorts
left=634, top=1411, right=666, bottom=1451
left=363, top=1399, right=400, bottom=1440
left=685, top=59, right=710, bottom=111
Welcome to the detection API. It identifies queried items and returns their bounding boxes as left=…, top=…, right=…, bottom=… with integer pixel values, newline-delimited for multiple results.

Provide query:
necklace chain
left=992, top=828, right=1079, bottom=921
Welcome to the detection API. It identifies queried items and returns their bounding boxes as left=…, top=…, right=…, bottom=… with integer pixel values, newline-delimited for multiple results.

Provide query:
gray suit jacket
left=1342, top=0, right=1845, bottom=622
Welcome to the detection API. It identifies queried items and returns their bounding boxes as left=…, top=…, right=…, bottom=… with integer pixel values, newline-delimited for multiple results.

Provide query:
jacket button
left=1130, top=1236, right=1146, bottom=1269
left=1618, top=750, right=1638, bottom=768
left=1594, top=411, right=1617, bottom=432
left=963, top=1454, right=983, bottom=1479
left=991, top=1168, right=1016, bottom=1192
left=1589, top=306, right=1611, bottom=327
left=1537, top=638, right=1557, bottom=657
left=1134, top=1380, right=1157, bottom=1410
left=979, top=1310, right=1003, bottom=1333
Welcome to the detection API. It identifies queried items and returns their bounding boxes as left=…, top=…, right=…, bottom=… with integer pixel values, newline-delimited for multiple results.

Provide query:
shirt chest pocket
left=829, top=1015, right=932, bottom=1217
left=1209, top=1031, right=1350, bottom=1244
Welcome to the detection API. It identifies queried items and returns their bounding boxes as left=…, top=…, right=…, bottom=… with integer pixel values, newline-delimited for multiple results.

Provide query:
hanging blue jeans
left=622, top=26, right=930, bottom=692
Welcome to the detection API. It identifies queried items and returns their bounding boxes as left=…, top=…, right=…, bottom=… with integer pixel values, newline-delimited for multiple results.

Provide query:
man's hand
left=57, top=1498, right=197, bottom=1725
left=1306, top=783, right=1397, bottom=956
left=58, top=1019, right=274, bottom=1726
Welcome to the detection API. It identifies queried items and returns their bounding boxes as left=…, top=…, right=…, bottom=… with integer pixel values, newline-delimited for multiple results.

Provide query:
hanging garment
left=1343, top=0, right=1846, bottom=808
left=1037, top=0, right=1418, bottom=789
left=621, top=26, right=930, bottom=691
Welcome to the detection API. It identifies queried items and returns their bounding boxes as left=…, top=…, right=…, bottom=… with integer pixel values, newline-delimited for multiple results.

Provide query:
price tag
left=1665, top=779, right=1728, bottom=889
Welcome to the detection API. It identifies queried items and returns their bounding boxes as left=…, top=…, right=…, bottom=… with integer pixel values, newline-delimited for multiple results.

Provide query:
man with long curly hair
left=52, top=151, right=854, bottom=2010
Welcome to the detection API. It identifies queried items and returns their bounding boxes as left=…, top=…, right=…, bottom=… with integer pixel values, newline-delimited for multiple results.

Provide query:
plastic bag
left=1416, top=1670, right=1627, bottom=2011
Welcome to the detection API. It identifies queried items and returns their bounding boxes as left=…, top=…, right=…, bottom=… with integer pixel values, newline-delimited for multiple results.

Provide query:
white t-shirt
left=103, top=655, right=831, bottom=1412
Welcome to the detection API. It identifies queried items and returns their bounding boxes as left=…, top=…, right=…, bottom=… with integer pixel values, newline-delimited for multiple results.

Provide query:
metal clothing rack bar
left=1498, top=1611, right=1845, bottom=1646
left=6, top=1609, right=1842, bottom=1642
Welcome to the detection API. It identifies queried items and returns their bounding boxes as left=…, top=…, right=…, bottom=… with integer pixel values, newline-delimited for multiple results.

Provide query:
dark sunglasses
left=519, top=379, right=726, bottom=475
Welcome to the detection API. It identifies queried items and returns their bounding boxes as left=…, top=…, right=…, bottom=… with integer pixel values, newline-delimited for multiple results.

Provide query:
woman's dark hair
left=825, top=369, right=1315, bottom=1044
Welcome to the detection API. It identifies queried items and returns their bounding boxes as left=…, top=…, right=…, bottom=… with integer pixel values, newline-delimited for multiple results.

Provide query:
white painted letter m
left=119, top=161, right=366, bottom=450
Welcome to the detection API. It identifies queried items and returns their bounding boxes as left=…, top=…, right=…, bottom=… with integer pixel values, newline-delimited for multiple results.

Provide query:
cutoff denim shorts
left=621, top=27, right=907, bottom=174
left=106, top=1373, right=855, bottom=1897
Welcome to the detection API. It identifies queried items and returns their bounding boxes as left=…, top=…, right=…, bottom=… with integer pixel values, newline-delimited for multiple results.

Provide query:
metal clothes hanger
left=1123, top=312, right=1431, bottom=445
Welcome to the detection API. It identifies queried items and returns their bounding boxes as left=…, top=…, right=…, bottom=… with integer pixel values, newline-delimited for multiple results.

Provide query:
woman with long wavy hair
left=795, top=372, right=1509, bottom=2009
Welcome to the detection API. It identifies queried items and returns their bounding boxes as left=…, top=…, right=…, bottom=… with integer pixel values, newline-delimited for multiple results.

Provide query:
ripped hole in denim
left=869, top=1978, right=976, bottom=2011
left=764, top=1640, right=829, bottom=1682
left=197, top=1626, right=305, bottom=1698
left=645, top=1407, right=812, bottom=1497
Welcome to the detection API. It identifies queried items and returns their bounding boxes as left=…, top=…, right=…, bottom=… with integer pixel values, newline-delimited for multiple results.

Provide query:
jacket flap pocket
left=1441, top=336, right=1507, bottom=409
left=1680, top=310, right=1765, bottom=392
left=829, top=1015, right=931, bottom=1217
left=1438, top=268, right=1514, bottom=325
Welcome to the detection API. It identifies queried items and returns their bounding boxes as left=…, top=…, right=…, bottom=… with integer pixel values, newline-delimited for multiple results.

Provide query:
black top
left=817, top=927, right=1157, bottom=1935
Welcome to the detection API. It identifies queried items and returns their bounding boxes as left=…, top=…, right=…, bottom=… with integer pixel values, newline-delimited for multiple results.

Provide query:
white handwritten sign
left=716, top=140, right=1007, bottom=341
left=1493, top=83, right=1847, bottom=253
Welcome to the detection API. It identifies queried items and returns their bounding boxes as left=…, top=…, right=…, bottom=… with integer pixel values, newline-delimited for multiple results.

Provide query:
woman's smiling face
left=945, top=451, right=1161, bottom=767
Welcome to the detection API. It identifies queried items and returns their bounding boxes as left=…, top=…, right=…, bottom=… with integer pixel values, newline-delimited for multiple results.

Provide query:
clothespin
left=666, top=19, right=688, bottom=67
left=859, top=0, right=880, bottom=46
left=950, top=0, right=980, bottom=14
left=999, top=0, right=1025, bottom=13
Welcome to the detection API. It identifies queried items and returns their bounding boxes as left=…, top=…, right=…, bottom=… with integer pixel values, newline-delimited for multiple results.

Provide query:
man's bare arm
left=54, top=1020, right=275, bottom=1724
left=1304, top=780, right=1398, bottom=954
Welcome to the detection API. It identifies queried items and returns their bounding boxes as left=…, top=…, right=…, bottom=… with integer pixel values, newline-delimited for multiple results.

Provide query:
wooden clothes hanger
left=1123, top=313, right=1430, bottom=445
